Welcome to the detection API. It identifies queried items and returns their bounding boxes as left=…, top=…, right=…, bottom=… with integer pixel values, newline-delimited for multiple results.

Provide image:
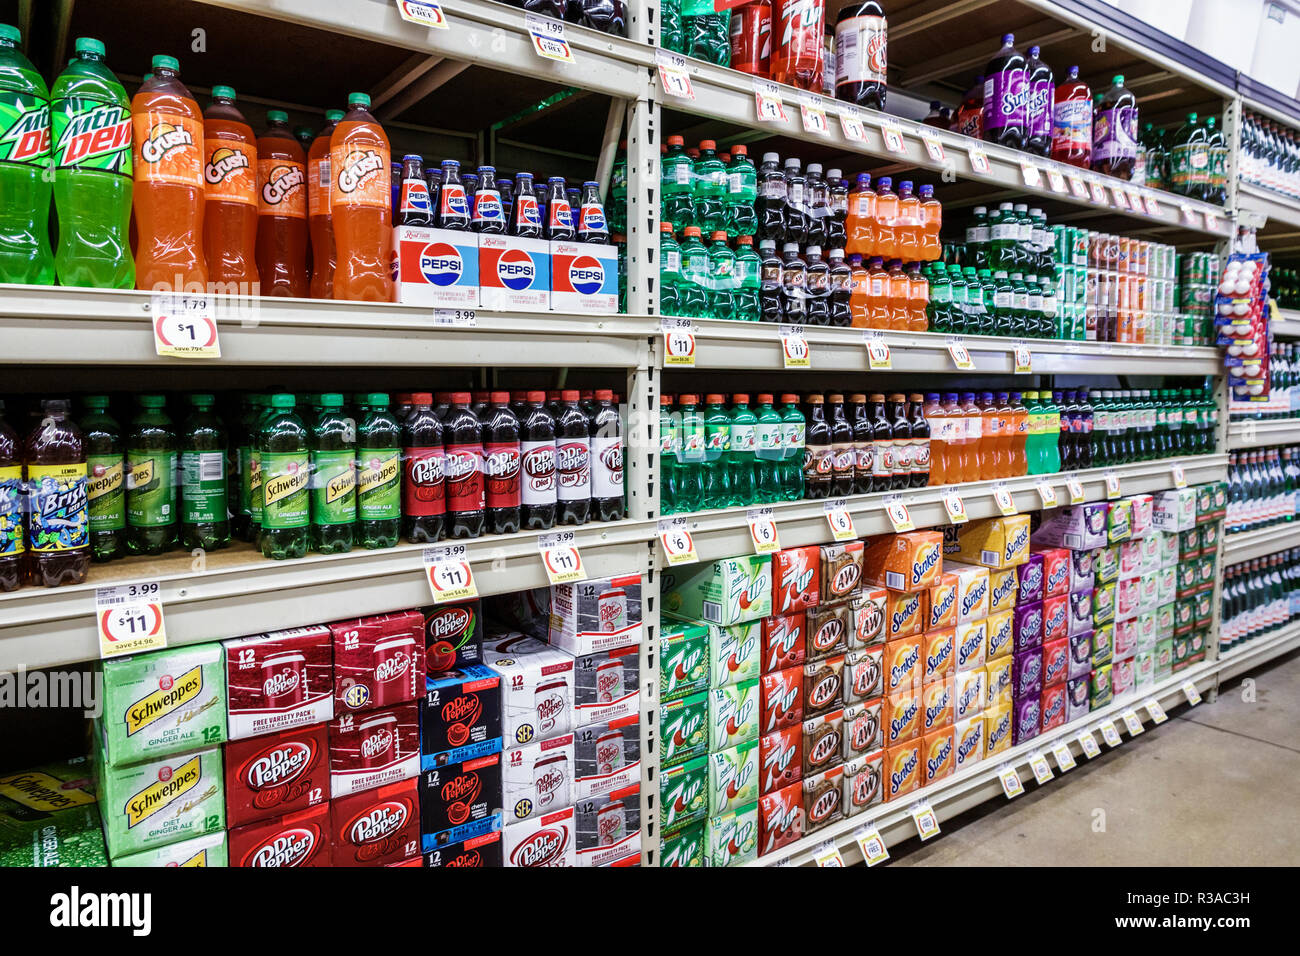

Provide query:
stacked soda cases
left=1215, top=253, right=1272, bottom=404
left=1221, top=549, right=1300, bottom=652
left=0, top=757, right=110, bottom=866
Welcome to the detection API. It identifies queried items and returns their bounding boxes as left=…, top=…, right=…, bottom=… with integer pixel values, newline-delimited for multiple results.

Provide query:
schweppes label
left=357, top=453, right=400, bottom=497
left=126, top=755, right=202, bottom=828
left=126, top=457, right=155, bottom=491
left=88, top=459, right=124, bottom=502
left=125, top=664, right=203, bottom=737
left=326, top=465, right=356, bottom=505
left=0, top=771, right=96, bottom=812
left=180, top=849, right=209, bottom=867
left=264, top=461, right=310, bottom=505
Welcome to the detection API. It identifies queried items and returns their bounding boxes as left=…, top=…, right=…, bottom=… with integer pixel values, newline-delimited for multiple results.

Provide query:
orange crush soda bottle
left=845, top=173, right=876, bottom=258
left=133, top=55, right=206, bottom=292
left=896, top=181, right=921, bottom=261
left=941, top=391, right=965, bottom=481
left=961, top=391, right=983, bottom=480
left=330, top=92, right=392, bottom=301
left=906, top=261, right=928, bottom=331
left=201, top=85, right=257, bottom=293
left=923, top=392, right=945, bottom=485
left=848, top=254, right=869, bottom=327
left=257, top=109, right=309, bottom=297
left=866, top=256, right=890, bottom=329
left=1009, top=390, right=1028, bottom=475
left=979, top=392, right=1001, bottom=479
left=886, top=259, right=909, bottom=330
left=308, top=110, right=342, bottom=299
left=919, top=184, right=942, bottom=261
left=872, top=176, right=898, bottom=259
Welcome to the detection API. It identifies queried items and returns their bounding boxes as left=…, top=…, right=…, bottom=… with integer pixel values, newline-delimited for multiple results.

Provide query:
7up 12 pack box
left=664, top=555, right=772, bottom=627
left=705, top=801, right=758, bottom=867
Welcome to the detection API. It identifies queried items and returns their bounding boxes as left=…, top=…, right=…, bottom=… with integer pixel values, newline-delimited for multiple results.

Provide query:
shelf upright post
left=1224, top=94, right=1244, bottom=226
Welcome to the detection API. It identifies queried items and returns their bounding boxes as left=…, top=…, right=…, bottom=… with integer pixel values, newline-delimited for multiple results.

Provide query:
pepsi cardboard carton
left=480, top=234, right=551, bottom=312
left=551, top=240, right=618, bottom=314
left=393, top=225, right=480, bottom=308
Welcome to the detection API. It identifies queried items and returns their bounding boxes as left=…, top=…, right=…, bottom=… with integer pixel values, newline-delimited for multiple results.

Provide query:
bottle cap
left=660, top=394, right=674, bottom=406
left=762, top=151, right=779, bottom=163
left=364, top=392, right=389, bottom=406
left=562, top=389, right=580, bottom=401
left=190, top=393, right=215, bottom=405
left=706, top=393, right=725, bottom=404
left=451, top=392, right=472, bottom=404
left=712, top=230, right=728, bottom=241
left=757, top=393, right=774, bottom=404
left=737, top=235, right=753, bottom=245
left=491, top=390, right=510, bottom=403
left=325, top=109, right=344, bottom=122
left=317, top=393, right=343, bottom=407
left=667, top=135, right=684, bottom=146
left=271, top=393, right=295, bottom=408
left=477, top=165, right=495, bottom=175
left=0, top=24, right=20, bottom=44
left=850, top=393, right=867, bottom=403
left=888, top=393, right=905, bottom=403
left=828, top=393, right=844, bottom=403
left=733, top=394, right=749, bottom=403
left=1113, top=75, right=1125, bottom=85
left=348, top=92, right=371, bottom=108
left=529, top=391, right=547, bottom=403
left=83, top=395, right=110, bottom=410
left=152, top=54, right=180, bottom=72
left=75, top=37, right=105, bottom=56
left=679, top=394, right=698, bottom=404
left=732, top=144, right=747, bottom=156
left=869, top=393, right=886, bottom=402
left=807, top=394, right=824, bottom=404
left=139, top=394, right=166, bottom=408
left=596, top=389, right=613, bottom=401
left=780, top=394, right=799, bottom=403
left=661, top=221, right=674, bottom=233
left=909, top=393, right=924, bottom=402
left=410, top=392, right=432, bottom=405
left=684, top=226, right=701, bottom=237
left=267, top=109, right=288, bottom=123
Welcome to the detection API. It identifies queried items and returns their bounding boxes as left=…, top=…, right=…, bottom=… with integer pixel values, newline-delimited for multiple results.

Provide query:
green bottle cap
left=0, top=24, right=20, bottom=44
left=320, top=393, right=344, bottom=407
left=267, top=109, right=288, bottom=123
left=365, top=392, right=390, bottom=407
left=190, top=393, right=215, bottom=406
left=152, top=54, right=180, bottom=72
left=1113, top=75, right=1125, bottom=85
left=326, top=110, right=344, bottom=123
left=75, top=37, right=105, bottom=56
left=140, top=394, right=166, bottom=408
left=84, top=395, right=110, bottom=410
left=271, top=393, right=296, bottom=409
left=212, top=85, right=236, bottom=101
left=348, top=92, right=371, bottom=109
left=142, top=73, right=153, bottom=83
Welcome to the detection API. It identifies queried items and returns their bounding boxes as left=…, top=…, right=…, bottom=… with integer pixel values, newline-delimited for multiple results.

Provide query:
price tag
left=967, top=146, right=990, bottom=175
left=838, top=108, right=866, bottom=142
left=96, top=581, right=167, bottom=659
left=1076, top=730, right=1101, bottom=759
left=1180, top=204, right=1199, bottom=227
left=1046, top=168, right=1067, bottom=193
left=1204, top=209, right=1219, bottom=232
left=1088, top=180, right=1109, bottom=205
left=1051, top=739, right=1076, bottom=772
left=747, top=508, right=780, bottom=554
left=1111, top=186, right=1129, bottom=210
left=824, top=499, right=856, bottom=541
left=813, top=840, right=845, bottom=867
left=992, top=483, right=1016, bottom=516
left=525, top=13, right=575, bottom=63
left=152, top=293, right=220, bottom=358
left=658, top=518, right=699, bottom=565
left=661, top=317, right=696, bottom=366
left=1182, top=680, right=1202, bottom=706
left=1028, top=751, right=1054, bottom=784
left=655, top=50, right=694, bottom=99
left=1019, top=161, right=1041, bottom=188
left=780, top=324, right=810, bottom=368
left=1065, top=474, right=1085, bottom=504
left=998, top=765, right=1024, bottom=798
left=1035, top=480, right=1057, bottom=508
left=1126, top=188, right=1145, bottom=212
left=1144, top=194, right=1163, bottom=217
left=395, top=0, right=449, bottom=28
left=1069, top=175, right=1088, bottom=198
left=433, top=308, right=477, bottom=327
left=1104, top=470, right=1121, bottom=500
left=921, top=132, right=945, bottom=163
left=1145, top=698, right=1168, bottom=724
left=947, top=337, right=974, bottom=370
left=1013, top=343, right=1032, bottom=374
left=884, top=497, right=914, bottom=532
left=800, top=95, right=829, bottom=136
left=424, top=545, right=479, bottom=603
left=865, top=332, right=891, bottom=369
left=538, top=531, right=586, bottom=584
left=942, top=488, right=968, bottom=524
left=1099, top=720, right=1122, bottom=748
left=911, top=801, right=940, bottom=841
left=880, top=120, right=907, bottom=154
left=853, top=825, right=890, bottom=866
left=1120, top=708, right=1145, bottom=736
left=1171, top=463, right=1187, bottom=489
left=754, top=80, right=788, bottom=123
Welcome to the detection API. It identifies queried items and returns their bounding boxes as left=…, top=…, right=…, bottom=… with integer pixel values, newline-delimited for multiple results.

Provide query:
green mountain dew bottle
left=261, top=394, right=310, bottom=560
left=0, top=24, right=54, bottom=285
left=356, top=393, right=401, bottom=549
left=126, top=395, right=178, bottom=555
left=82, top=395, right=125, bottom=562
left=180, top=394, right=229, bottom=551
left=51, top=37, right=134, bottom=288
left=311, top=393, right=356, bottom=553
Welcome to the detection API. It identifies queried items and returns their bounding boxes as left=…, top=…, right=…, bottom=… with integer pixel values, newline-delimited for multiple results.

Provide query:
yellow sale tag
left=96, top=582, right=168, bottom=659
left=780, top=325, right=811, bottom=368
left=885, top=498, right=914, bottom=532
left=1013, top=343, right=1032, bottom=374
left=1145, top=698, right=1168, bottom=724
left=1046, top=168, right=1067, bottom=193
left=1028, top=752, right=1053, bottom=784
left=880, top=120, right=907, bottom=154
left=395, top=0, right=449, bottom=28
left=1066, top=475, right=1085, bottom=504
left=1036, top=480, right=1057, bottom=508
left=1100, top=721, right=1122, bottom=747
left=1171, top=464, right=1187, bottom=488
left=854, top=825, right=890, bottom=866
left=968, top=147, right=990, bottom=174
left=658, top=518, right=698, bottom=565
left=943, top=489, right=968, bottom=524
left=1077, top=730, right=1101, bottom=759
left=865, top=332, right=892, bottom=369
left=998, top=765, right=1024, bottom=798
left=825, top=500, right=855, bottom=541
left=525, top=13, right=575, bottom=63
left=813, top=841, right=845, bottom=866
left=947, top=338, right=975, bottom=370
left=1182, top=680, right=1202, bottom=706
left=538, top=531, right=586, bottom=585
left=1121, top=708, right=1145, bottom=736
left=424, top=546, right=479, bottom=603
left=1104, top=471, right=1121, bottom=500
left=1051, top=740, right=1076, bottom=772
left=911, top=801, right=940, bottom=841
left=152, top=293, right=220, bottom=358
left=747, top=508, right=780, bottom=553
left=993, top=483, right=1016, bottom=516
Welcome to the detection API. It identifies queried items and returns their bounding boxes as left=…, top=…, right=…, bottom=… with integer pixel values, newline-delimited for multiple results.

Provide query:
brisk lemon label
left=126, top=451, right=176, bottom=527
left=0, top=91, right=51, bottom=167
left=87, top=454, right=125, bottom=532
left=51, top=99, right=131, bottom=174
left=312, top=450, right=356, bottom=525
left=125, top=665, right=204, bottom=737
left=357, top=448, right=400, bottom=520
left=126, top=754, right=202, bottom=828
left=262, top=452, right=310, bottom=528
left=28, top=463, right=88, bottom=552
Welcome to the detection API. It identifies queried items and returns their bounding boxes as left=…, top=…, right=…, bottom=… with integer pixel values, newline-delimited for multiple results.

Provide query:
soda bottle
left=729, top=1, right=772, bottom=75
left=1024, top=45, right=1053, bottom=157
left=905, top=262, right=928, bottom=332
left=756, top=152, right=786, bottom=244
left=400, top=393, right=444, bottom=544
left=686, top=6, right=731, bottom=66
left=235, top=394, right=264, bottom=543
left=471, top=165, right=507, bottom=234
left=1206, top=116, right=1229, bottom=204
left=133, top=56, right=206, bottom=292
left=556, top=391, right=592, bottom=525
left=848, top=253, right=870, bottom=327
left=442, top=393, right=484, bottom=539
left=708, top=231, right=738, bottom=321
left=732, top=235, right=762, bottom=320
left=0, top=401, right=20, bottom=588
left=701, top=394, right=731, bottom=509
left=783, top=158, right=807, bottom=245
left=906, top=394, right=930, bottom=488
left=1006, top=391, right=1027, bottom=476
left=590, top=390, right=624, bottom=521
left=576, top=180, right=609, bottom=244
left=51, top=37, right=134, bottom=289
left=799, top=394, right=828, bottom=499
left=865, top=256, right=890, bottom=329
left=694, top=141, right=727, bottom=235
left=510, top=171, right=543, bottom=238
left=307, top=110, right=343, bottom=298
left=81, top=396, right=125, bottom=563
left=918, top=185, right=941, bottom=261
left=545, top=176, right=576, bottom=240
left=845, top=174, right=875, bottom=258
left=679, top=226, right=713, bottom=319
left=728, top=395, right=758, bottom=505
left=123, top=395, right=177, bottom=556
left=881, top=394, right=908, bottom=491
left=310, top=392, right=356, bottom=553
left=753, top=394, right=783, bottom=504
left=805, top=163, right=828, bottom=249
left=331, top=93, right=392, bottom=301
left=834, top=0, right=886, bottom=108
left=758, top=238, right=784, bottom=322
left=804, top=246, right=830, bottom=326
left=392, top=160, right=404, bottom=217
left=953, top=74, right=984, bottom=139
left=861, top=393, right=888, bottom=492
left=1050, top=65, right=1091, bottom=168
left=256, top=109, right=309, bottom=296
left=260, top=394, right=310, bottom=559
left=1170, top=113, right=1206, bottom=198
left=660, top=395, right=681, bottom=514
left=576, top=0, right=627, bottom=34
left=772, top=0, right=825, bottom=91
left=1041, top=390, right=1061, bottom=473
left=886, top=259, right=909, bottom=331
left=435, top=159, right=469, bottom=230
left=725, top=145, right=759, bottom=238
left=179, top=393, right=229, bottom=551
left=921, top=393, right=945, bottom=485
left=662, top=136, right=696, bottom=234
left=477, top=392, right=521, bottom=535
left=826, top=170, right=848, bottom=249
left=0, top=24, right=53, bottom=286
left=25, top=400, right=90, bottom=586
left=827, top=394, right=855, bottom=497
left=779, top=394, right=805, bottom=500
left=660, top=222, right=684, bottom=316
left=518, top=391, right=558, bottom=530
left=895, top=181, right=920, bottom=261
left=1092, top=75, right=1138, bottom=180
left=827, top=249, right=852, bottom=327
left=981, top=34, right=1027, bottom=151
left=872, top=177, right=897, bottom=259
left=846, top=393, right=871, bottom=494
left=354, top=394, right=401, bottom=548
left=396, top=154, right=434, bottom=227
left=780, top=243, right=806, bottom=323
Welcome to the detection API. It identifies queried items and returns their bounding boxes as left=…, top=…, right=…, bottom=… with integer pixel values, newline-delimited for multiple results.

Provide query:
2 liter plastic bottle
left=330, top=93, right=392, bottom=301
left=0, top=24, right=54, bottom=286
left=261, top=394, right=311, bottom=559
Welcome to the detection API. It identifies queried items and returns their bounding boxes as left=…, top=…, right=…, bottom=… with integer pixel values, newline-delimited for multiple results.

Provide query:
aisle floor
left=892, top=649, right=1300, bottom=867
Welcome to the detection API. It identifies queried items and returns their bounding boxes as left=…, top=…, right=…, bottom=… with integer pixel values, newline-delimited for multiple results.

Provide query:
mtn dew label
left=51, top=99, right=131, bottom=174
left=0, top=90, right=51, bottom=168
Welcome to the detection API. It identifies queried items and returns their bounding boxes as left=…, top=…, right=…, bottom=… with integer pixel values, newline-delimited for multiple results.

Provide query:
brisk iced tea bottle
left=308, top=109, right=342, bottom=299
left=202, top=86, right=258, bottom=292
left=356, top=394, right=401, bottom=549
left=330, top=93, right=392, bottom=301
left=402, top=392, right=444, bottom=544
left=261, top=394, right=310, bottom=559
left=82, top=395, right=124, bottom=562
left=0, top=402, right=20, bottom=589
left=133, top=56, right=207, bottom=292
left=25, top=400, right=90, bottom=587
left=311, top=392, right=355, bottom=553
left=125, top=395, right=177, bottom=556
left=180, top=393, right=230, bottom=551
left=257, top=110, right=309, bottom=297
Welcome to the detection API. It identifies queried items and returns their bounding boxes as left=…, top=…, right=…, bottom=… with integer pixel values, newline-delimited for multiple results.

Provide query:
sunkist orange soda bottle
left=1009, top=390, right=1029, bottom=475
left=133, top=55, right=206, bottom=292
left=845, top=173, right=875, bottom=258
left=202, top=85, right=257, bottom=292
left=872, top=176, right=898, bottom=259
left=308, top=109, right=342, bottom=299
left=848, top=253, right=869, bottom=327
left=923, top=393, right=945, bottom=485
left=257, top=109, right=309, bottom=297
left=330, top=92, right=392, bottom=301
left=886, top=259, right=909, bottom=330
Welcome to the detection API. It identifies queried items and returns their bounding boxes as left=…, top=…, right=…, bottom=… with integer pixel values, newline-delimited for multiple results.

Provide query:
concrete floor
left=892, top=649, right=1300, bottom=867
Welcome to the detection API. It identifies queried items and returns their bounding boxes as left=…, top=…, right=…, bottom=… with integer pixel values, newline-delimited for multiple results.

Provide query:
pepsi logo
left=580, top=204, right=607, bottom=232
left=473, top=193, right=504, bottom=221
left=568, top=255, right=605, bottom=295
left=497, top=248, right=538, bottom=291
left=420, top=242, right=464, bottom=287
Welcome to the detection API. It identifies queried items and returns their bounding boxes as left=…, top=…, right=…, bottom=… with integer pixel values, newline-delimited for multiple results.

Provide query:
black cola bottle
left=589, top=389, right=624, bottom=521
left=402, top=392, right=445, bottom=544
left=444, top=392, right=485, bottom=539
left=483, top=392, right=522, bottom=535
left=520, top=391, right=558, bottom=530
left=555, top=390, right=592, bottom=525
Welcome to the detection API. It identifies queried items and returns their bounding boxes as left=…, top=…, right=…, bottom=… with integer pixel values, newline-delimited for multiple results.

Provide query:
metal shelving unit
left=1272, top=309, right=1300, bottom=339
left=1222, top=523, right=1298, bottom=564
left=1218, top=621, right=1300, bottom=682
left=1227, top=418, right=1300, bottom=449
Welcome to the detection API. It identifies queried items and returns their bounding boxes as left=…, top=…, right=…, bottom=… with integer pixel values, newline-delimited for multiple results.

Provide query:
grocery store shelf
left=1227, top=417, right=1300, bottom=449
left=0, top=520, right=655, bottom=671
left=670, top=321, right=1223, bottom=375
left=1217, top=621, right=1300, bottom=683
left=0, top=286, right=651, bottom=369
left=1223, top=523, right=1298, bottom=564
left=753, top=656, right=1221, bottom=867
left=1235, top=182, right=1300, bottom=233
left=1272, top=310, right=1300, bottom=339
left=657, top=454, right=1227, bottom=569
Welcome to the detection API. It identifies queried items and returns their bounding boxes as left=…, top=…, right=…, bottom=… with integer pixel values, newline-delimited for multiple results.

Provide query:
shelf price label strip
left=424, top=545, right=478, bottom=603
left=655, top=50, right=694, bottom=100
left=747, top=507, right=780, bottom=553
left=993, top=482, right=1016, bottom=516
left=854, top=824, right=890, bottom=866
left=824, top=498, right=856, bottom=540
left=96, top=581, right=167, bottom=659
left=538, top=530, right=586, bottom=585
left=525, top=13, right=575, bottom=63
left=661, top=317, right=696, bottom=366
left=947, top=336, right=974, bottom=370
left=658, top=517, right=698, bottom=565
